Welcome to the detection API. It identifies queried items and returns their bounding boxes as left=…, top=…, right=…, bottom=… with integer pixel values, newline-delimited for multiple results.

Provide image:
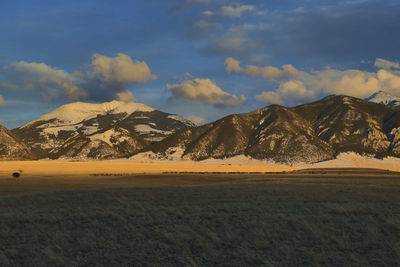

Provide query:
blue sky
left=1, top=0, right=400, bottom=128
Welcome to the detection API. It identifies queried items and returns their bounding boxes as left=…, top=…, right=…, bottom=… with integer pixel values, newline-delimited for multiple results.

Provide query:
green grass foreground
left=0, top=170, right=399, bottom=266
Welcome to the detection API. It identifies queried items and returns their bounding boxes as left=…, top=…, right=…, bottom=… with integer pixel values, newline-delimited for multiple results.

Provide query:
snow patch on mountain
left=22, top=100, right=154, bottom=127
left=167, top=115, right=193, bottom=124
left=89, top=130, right=116, bottom=146
left=130, top=146, right=186, bottom=162
left=310, top=152, right=400, bottom=171
left=82, top=125, right=100, bottom=135
left=128, top=151, right=400, bottom=171
left=365, top=90, right=400, bottom=108
left=134, top=124, right=173, bottom=135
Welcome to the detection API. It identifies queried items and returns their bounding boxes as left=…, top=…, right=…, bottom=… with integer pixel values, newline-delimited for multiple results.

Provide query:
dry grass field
left=0, top=163, right=399, bottom=266
left=0, top=160, right=300, bottom=178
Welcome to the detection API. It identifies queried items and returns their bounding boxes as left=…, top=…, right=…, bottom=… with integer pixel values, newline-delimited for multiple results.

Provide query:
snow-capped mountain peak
left=365, top=90, right=400, bottom=108
left=22, top=100, right=155, bottom=128
left=14, top=100, right=195, bottom=159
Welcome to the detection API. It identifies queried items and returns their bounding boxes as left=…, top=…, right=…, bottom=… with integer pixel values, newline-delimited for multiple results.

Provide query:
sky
left=1, top=0, right=400, bottom=128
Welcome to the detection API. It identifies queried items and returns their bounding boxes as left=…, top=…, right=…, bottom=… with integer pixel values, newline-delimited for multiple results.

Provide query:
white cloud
left=374, top=58, right=400, bottom=70
left=377, top=69, right=400, bottom=95
left=0, top=53, right=156, bottom=103
left=257, top=80, right=315, bottom=104
left=225, top=57, right=242, bottom=73
left=256, top=91, right=282, bottom=104
left=309, top=69, right=380, bottom=98
left=89, top=53, right=157, bottom=83
left=167, top=77, right=246, bottom=106
left=186, top=115, right=205, bottom=125
left=1, top=61, right=86, bottom=101
left=219, top=5, right=254, bottom=18
left=11, top=61, right=78, bottom=83
left=225, top=57, right=302, bottom=79
left=0, top=95, right=6, bottom=105
left=237, top=58, right=400, bottom=104
left=279, top=80, right=307, bottom=96
left=116, top=90, right=136, bottom=102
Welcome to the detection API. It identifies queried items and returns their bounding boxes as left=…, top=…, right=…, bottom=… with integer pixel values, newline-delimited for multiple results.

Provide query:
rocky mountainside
left=0, top=126, right=35, bottom=160
left=145, top=95, right=400, bottom=163
left=365, top=90, right=400, bottom=109
left=13, top=101, right=195, bottom=159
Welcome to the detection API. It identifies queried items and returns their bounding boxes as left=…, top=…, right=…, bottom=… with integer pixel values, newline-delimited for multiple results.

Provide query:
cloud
left=185, top=2, right=270, bottom=60
left=88, top=53, right=157, bottom=83
left=11, top=61, right=78, bottom=83
left=208, top=31, right=259, bottom=56
left=81, top=53, right=156, bottom=101
left=167, top=77, right=246, bottom=106
left=374, top=58, right=400, bottom=70
left=225, top=57, right=303, bottom=79
left=225, top=57, right=242, bottom=73
left=377, top=69, right=400, bottom=92
left=256, top=80, right=315, bottom=104
left=0, top=61, right=86, bottom=101
left=218, top=5, right=254, bottom=18
left=186, top=115, right=205, bottom=125
left=255, top=69, right=385, bottom=104
left=233, top=57, right=400, bottom=105
left=0, top=53, right=156, bottom=103
left=0, top=95, right=6, bottom=105
left=195, top=2, right=400, bottom=65
left=309, top=69, right=380, bottom=98
left=279, top=80, right=308, bottom=97
left=116, top=90, right=136, bottom=102
left=256, top=91, right=282, bottom=104
left=62, top=83, right=88, bottom=100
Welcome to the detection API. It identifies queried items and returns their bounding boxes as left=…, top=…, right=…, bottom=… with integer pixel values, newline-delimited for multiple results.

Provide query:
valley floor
left=0, top=169, right=399, bottom=265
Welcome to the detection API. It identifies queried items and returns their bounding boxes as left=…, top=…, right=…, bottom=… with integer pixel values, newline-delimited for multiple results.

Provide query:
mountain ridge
left=0, top=126, right=35, bottom=160
left=2, top=93, right=400, bottom=162
left=144, top=95, right=400, bottom=163
left=12, top=100, right=195, bottom=159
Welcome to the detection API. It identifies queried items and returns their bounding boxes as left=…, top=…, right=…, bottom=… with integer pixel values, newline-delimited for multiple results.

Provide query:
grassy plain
left=0, top=163, right=399, bottom=266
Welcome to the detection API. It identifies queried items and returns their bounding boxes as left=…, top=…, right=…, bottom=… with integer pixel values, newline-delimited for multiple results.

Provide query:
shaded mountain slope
left=0, top=126, right=35, bottom=160
left=146, top=95, right=400, bottom=163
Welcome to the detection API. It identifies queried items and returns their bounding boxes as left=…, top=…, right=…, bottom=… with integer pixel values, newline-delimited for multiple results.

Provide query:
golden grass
left=0, top=160, right=300, bottom=179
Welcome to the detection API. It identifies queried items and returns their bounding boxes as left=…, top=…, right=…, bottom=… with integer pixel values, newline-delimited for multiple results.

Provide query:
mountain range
left=11, top=101, right=194, bottom=160
left=1, top=91, right=400, bottom=163
left=145, top=94, right=400, bottom=163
